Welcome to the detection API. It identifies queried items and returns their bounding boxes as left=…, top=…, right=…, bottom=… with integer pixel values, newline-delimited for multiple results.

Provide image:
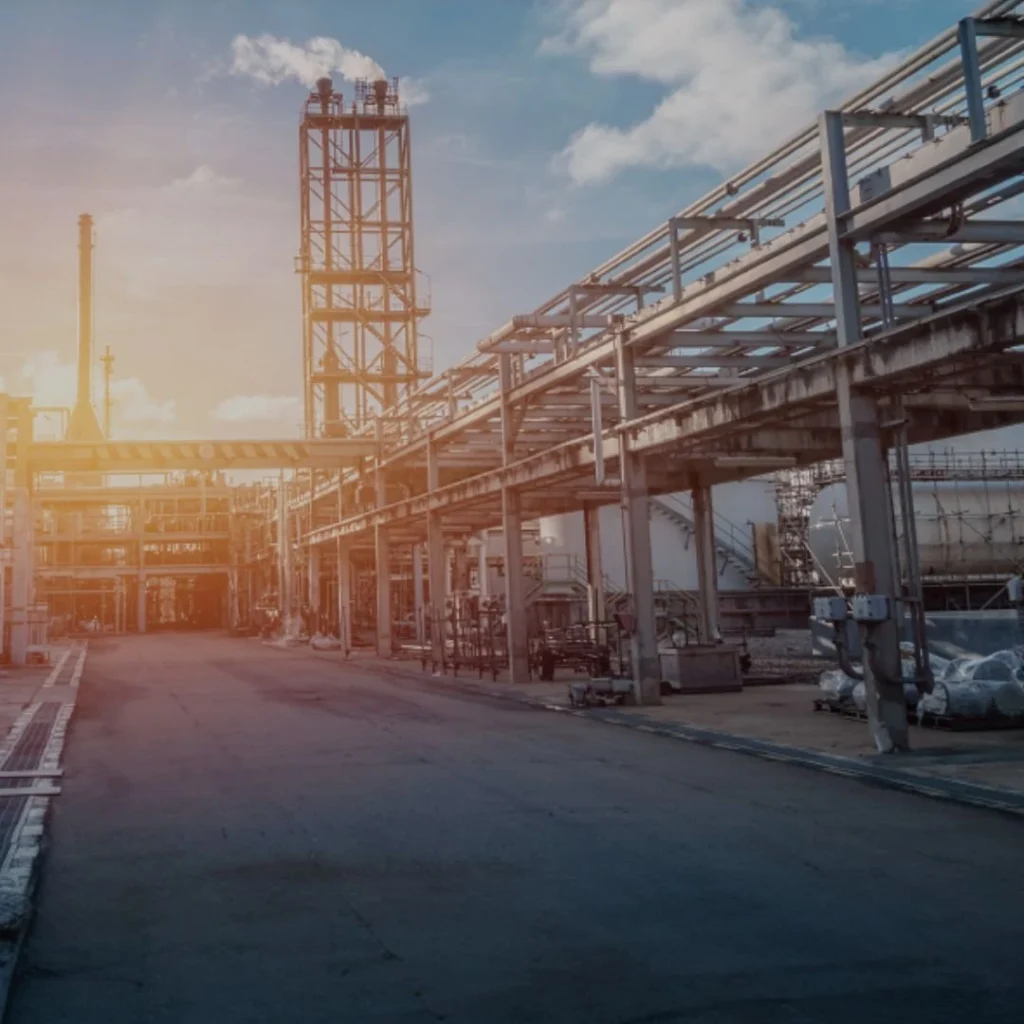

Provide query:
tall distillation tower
left=298, top=76, right=429, bottom=438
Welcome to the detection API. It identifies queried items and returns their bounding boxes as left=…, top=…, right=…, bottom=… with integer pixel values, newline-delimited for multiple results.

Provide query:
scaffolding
left=775, top=450, right=1024, bottom=591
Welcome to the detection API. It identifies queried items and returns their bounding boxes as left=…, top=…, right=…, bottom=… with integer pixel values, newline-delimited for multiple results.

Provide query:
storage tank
left=808, top=480, right=1024, bottom=584
left=539, top=480, right=778, bottom=591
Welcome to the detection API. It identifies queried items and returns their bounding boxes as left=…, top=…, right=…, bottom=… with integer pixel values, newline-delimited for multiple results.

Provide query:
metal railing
left=347, top=0, right=1024, bottom=449
left=652, top=494, right=759, bottom=576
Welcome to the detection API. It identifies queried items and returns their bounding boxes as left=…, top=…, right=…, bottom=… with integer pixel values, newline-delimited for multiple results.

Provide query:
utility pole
left=101, top=344, right=114, bottom=438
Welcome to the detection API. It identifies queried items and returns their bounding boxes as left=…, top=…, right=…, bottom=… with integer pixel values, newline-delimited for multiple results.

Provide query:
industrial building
left=5, top=3, right=1024, bottom=759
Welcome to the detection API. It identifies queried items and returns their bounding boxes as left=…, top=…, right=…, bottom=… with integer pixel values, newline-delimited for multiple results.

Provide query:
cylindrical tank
left=808, top=480, right=1024, bottom=583
left=539, top=480, right=778, bottom=591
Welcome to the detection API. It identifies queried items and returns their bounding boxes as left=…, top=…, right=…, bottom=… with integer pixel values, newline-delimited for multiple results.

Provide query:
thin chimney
left=77, top=213, right=93, bottom=409
left=67, top=213, right=104, bottom=441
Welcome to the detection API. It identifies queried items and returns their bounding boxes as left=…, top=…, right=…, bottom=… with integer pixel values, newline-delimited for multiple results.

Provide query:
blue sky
left=0, top=0, right=985, bottom=437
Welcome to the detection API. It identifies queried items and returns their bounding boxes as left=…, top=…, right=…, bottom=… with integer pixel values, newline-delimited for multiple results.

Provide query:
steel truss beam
left=307, top=288, right=1024, bottom=545
left=28, top=439, right=376, bottom=474
left=296, top=4, right=1024, bottom=634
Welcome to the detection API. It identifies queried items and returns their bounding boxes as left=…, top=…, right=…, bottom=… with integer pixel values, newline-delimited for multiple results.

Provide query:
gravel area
left=745, top=629, right=828, bottom=680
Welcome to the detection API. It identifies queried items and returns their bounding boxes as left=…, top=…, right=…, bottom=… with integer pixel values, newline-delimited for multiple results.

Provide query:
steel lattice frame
left=296, top=0, right=1024, bottom=548
left=299, top=77, right=426, bottom=439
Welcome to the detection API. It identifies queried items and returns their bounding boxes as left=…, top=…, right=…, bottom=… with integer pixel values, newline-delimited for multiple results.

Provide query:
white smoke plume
left=230, top=34, right=384, bottom=87
left=229, top=34, right=429, bottom=105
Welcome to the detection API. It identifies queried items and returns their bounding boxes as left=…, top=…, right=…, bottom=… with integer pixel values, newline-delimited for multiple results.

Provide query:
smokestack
left=77, top=213, right=93, bottom=409
left=66, top=213, right=104, bottom=441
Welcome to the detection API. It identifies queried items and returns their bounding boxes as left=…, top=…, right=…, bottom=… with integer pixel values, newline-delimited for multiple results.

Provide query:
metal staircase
left=650, top=495, right=764, bottom=585
left=526, top=554, right=627, bottom=611
left=653, top=580, right=701, bottom=644
left=525, top=554, right=587, bottom=606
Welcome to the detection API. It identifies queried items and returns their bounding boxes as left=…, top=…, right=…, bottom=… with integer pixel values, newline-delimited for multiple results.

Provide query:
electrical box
left=857, top=166, right=892, bottom=204
left=1009, top=576, right=1024, bottom=605
left=852, top=594, right=891, bottom=623
left=813, top=596, right=848, bottom=623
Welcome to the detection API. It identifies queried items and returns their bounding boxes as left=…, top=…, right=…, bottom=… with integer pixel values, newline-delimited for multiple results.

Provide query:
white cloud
left=20, top=351, right=76, bottom=409
left=398, top=76, right=431, bottom=108
left=546, top=0, right=897, bottom=183
left=110, top=377, right=176, bottom=424
left=18, top=351, right=175, bottom=428
left=167, top=164, right=241, bottom=195
left=212, top=394, right=302, bottom=423
left=101, top=165, right=290, bottom=296
left=230, top=34, right=384, bottom=88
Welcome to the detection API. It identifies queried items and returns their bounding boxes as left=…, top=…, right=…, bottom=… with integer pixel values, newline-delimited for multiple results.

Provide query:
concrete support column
left=501, top=487, right=529, bottom=682
left=427, top=524, right=445, bottom=666
left=453, top=545, right=470, bottom=593
left=277, top=477, right=292, bottom=634
left=821, top=110, right=908, bottom=752
left=136, top=496, right=147, bottom=634
left=374, top=419, right=391, bottom=658
left=443, top=545, right=453, bottom=600
left=499, top=355, right=530, bottom=682
left=9, top=402, right=32, bottom=663
left=426, top=520, right=445, bottom=665
left=840, top=393, right=906, bottom=746
left=477, top=531, right=490, bottom=599
left=374, top=530, right=391, bottom=657
left=691, top=479, right=720, bottom=643
left=246, top=558, right=254, bottom=633
left=136, top=572, right=147, bottom=635
left=228, top=568, right=239, bottom=633
left=426, top=440, right=445, bottom=668
left=615, top=335, right=661, bottom=705
left=583, top=503, right=605, bottom=625
left=308, top=544, right=321, bottom=628
left=336, top=537, right=351, bottom=654
left=0, top=395, right=8, bottom=660
left=412, top=543, right=425, bottom=646
left=9, top=489, right=31, bottom=665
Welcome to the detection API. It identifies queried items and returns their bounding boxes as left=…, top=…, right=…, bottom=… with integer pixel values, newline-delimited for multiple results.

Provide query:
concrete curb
left=361, top=658, right=1024, bottom=820
left=0, top=643, right=87, bottom=1021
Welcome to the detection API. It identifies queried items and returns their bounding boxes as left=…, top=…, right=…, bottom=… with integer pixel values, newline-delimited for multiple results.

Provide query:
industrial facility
left=7, top=2, right=1024, bottom=759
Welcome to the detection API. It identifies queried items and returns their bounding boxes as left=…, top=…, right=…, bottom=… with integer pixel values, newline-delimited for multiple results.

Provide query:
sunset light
left=4, top=3, right=1024, bottom=1021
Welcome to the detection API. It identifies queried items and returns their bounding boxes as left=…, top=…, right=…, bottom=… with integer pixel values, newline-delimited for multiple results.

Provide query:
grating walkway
left=0, top=648, right=83, bottom=876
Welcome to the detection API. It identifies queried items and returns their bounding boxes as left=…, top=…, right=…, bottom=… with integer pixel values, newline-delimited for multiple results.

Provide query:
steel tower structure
left=298, top=76, right=428, bottom=439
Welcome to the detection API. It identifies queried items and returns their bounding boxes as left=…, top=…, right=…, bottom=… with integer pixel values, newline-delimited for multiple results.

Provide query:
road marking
left=39, top=647, right=71, bottom=689
left=69, top=644, right=88, bottom=688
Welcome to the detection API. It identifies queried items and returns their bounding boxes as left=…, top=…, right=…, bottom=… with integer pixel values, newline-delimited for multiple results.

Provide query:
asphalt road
left=8, top=634, right=1024, bottom=1023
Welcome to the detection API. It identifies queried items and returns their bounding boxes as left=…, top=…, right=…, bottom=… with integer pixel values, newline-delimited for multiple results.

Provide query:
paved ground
left=370, top=651, right=1024, bottom=794
left=8, top=634, right=1024, bottom=1023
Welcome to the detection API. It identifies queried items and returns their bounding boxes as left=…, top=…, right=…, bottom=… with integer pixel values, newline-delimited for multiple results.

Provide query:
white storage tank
left=808, top=480, right=1024, bottom=584
left=539, top=480, right=778, bottom=591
